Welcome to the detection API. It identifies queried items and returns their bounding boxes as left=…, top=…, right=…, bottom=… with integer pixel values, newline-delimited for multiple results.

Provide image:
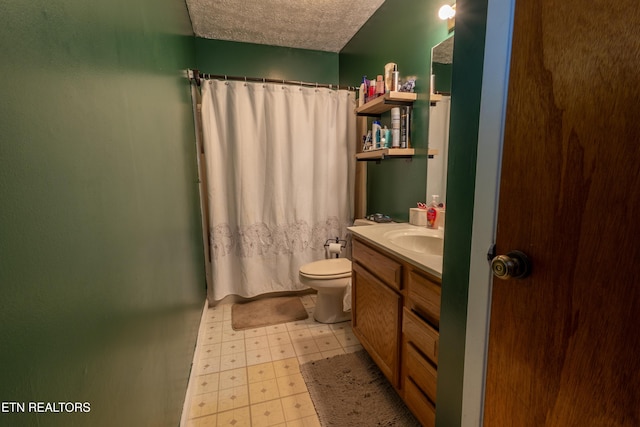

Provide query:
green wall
left=0, top=0, right=205, bottom=426
left=437, top=0, right=488, bottom=425
left=195, top=38, right=339, bottom=84
left=339, top=0, right=450, bottom=221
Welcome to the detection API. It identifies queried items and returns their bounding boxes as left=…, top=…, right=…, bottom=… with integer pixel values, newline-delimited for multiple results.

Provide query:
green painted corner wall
left=195, top=38, right=340, bottom=84
left=437, top=0, right=489, bottom=425
left=0, top=0, right=205, bottom=426
left=339, top=0, right=450, bottom=221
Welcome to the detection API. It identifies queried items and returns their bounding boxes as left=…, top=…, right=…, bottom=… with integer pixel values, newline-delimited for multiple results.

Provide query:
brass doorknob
left=491, top=250, right=531, bottom=279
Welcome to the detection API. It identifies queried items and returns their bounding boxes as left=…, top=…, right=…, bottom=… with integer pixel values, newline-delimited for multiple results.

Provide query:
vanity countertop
left=348, top=222, right=443, bottom=278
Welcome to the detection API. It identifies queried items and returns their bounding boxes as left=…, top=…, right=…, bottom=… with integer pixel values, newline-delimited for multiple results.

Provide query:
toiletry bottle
left=392, top=65, right=399, bottom=92
left=362, top=76, right=369, bottom=104
left=383, top=126, right=391, bottom=148
left=376, top=75, right=385, bottom=95
left=436, top=203, right=446, bottom=230
left=368, top=79, right=375, bottom=100
left=372, top=120, right=381, bottom=149
left=400, top=106, right=412, bottom=148
left=426, top=195, right=439, bottom=229
left=391, top=107, right=401, bottom=148
left=384, top=63, right=397, bottom=93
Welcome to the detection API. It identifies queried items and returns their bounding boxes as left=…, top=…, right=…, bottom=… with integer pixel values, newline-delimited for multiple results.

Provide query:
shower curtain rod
left=187, top=69, right=357, bottom=91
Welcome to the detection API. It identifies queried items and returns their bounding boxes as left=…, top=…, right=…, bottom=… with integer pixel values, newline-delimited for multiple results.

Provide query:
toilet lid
left=300, top=258, right=352, bottom=278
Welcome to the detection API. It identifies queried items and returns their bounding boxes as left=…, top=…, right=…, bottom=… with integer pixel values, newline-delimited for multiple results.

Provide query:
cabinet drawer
left=407, top=270, right=441, bottom=327
left=404, top=376, right=436, bottom=427
left=353, top=239, right=402, bottom=291
left=403, top=307, right=439, bottom=364
left=405, top=342, right=437, bottom=403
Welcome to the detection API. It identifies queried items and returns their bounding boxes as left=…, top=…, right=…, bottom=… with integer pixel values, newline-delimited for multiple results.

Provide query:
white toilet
left=299, top=257, right=352, bottom=323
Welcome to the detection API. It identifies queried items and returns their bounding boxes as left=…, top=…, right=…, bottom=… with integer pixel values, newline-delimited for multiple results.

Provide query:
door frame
left=460, top=0, right=514, bottom=425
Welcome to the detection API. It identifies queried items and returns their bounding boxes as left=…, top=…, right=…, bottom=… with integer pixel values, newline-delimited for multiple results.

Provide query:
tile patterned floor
left=183, top=294, right=362, bottom=427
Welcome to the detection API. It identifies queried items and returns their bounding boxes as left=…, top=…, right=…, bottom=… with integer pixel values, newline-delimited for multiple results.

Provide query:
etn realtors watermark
left=2, top=401, right=91, bottom=413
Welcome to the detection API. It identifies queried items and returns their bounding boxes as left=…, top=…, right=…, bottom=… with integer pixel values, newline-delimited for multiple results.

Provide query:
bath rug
left=231, top=296, right=308, bottom=330
left=300, top=350, right=420, bottom=427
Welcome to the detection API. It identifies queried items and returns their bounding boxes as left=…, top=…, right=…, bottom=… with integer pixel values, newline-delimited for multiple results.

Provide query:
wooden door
left=484, top=1, right=640, bottom=425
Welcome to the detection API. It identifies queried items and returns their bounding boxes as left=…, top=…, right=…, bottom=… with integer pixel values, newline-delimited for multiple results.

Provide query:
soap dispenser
left=426, top=195, right=439, bottom=229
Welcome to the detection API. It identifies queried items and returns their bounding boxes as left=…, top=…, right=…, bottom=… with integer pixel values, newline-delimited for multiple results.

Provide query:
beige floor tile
left=308, top=325, right=332, bottom=339
left=267, top=332, right=291, bottom=347
left=250, top=399, right=286, bottom=427
left=184, top=298, right=366, bottom=426
left=221, top=339, right=246, bottom=356
left=204, top=308, right=225, bottom=324
left=269, top=343, right=297, bottom=361
left=196, top=356, right=222, bottom=375
left=215, top=407, right=251, bottom=427
left=334, top=330, right=359, bottom=348
left=280, top=393, right=317, bottom=422
left=265, top=324, right=288, bottom=335
left=243, top=327, right=268, bottom=339
left=247, top=361, right=276, bottom=383
left=199, top=343, right=223, bottom=359
left=186, top=413, right=218, bottom=427
left=193, top=372, right=221, bottom=396
left=189, top=391, right=218, bottom=419
left=202, top=328, right=224, bottom=345
left=276, top=373, right=308, bottom=397
left=217, top=384, right=249, bottom=413
left=272, top=358, right=300, bottom=378
left=296, top=352, right=324, bottom=365
left=222, top=328, right=245, bottom=342
left=246, top=348, right=273, bottom=366
left=219, top=352, right=247, bottom=371
left=313, top=335, right=341, bottom=352
left=245, top=335, right=270, bottom=351
left=218, top=367, right=248, bottom=390
left=292, top=339, right=320, bottom=357
left=248, top=378, right=281, bottom=404
left=288, top=328, right=312, bottom=341
left=285, top=414, right=321, bottom=427
left=285, top=320, right=312, bottom=332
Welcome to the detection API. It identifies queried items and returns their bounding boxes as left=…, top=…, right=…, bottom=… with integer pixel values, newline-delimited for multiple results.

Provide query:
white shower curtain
left=200, top=79, right=356, bottom=301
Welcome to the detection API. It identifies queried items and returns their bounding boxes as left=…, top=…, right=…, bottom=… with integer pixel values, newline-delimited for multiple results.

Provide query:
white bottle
left=372, top=120, right=382, bottom=149
left=391, top=107, right=401, bottom=148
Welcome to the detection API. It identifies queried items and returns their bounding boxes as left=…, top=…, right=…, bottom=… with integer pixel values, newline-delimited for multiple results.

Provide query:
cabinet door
left=352, top=262, right=402, bottom=387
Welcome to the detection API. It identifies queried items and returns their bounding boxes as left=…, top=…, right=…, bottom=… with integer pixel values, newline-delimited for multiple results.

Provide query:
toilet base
left=313, top=289, right=351, bottom=324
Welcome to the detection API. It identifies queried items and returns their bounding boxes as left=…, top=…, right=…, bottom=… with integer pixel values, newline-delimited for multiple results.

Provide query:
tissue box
left=409, top=208, right=427, bottom=226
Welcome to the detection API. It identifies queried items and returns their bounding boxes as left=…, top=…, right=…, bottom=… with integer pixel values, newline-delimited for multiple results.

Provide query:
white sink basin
left=383, top=228, right=444, bottom=256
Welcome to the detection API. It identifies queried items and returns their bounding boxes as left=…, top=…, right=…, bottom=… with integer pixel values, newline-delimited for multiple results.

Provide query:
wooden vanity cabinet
left=351, top=239, right=403, bottom=387
left=351, top=236, right=442, bottom=427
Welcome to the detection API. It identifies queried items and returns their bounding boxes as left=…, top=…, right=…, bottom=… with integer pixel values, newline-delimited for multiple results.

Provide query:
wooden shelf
left=356, top=148, right=415, bottom=161
left=356, top=91, right=417, bottom=116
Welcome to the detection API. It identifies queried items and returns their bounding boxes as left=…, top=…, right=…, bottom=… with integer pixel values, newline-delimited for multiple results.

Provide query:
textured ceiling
left=186, top=0, right=386, bottom=52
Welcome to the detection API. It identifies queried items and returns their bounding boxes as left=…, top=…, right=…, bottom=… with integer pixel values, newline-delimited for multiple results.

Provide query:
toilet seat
left=299, top=258, right=351, bottom=280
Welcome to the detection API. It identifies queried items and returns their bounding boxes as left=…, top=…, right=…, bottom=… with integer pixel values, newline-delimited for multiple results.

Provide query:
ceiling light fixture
left=438, top=4, right=456, bottom=32
left=438, top=4, right=456, bottom=20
